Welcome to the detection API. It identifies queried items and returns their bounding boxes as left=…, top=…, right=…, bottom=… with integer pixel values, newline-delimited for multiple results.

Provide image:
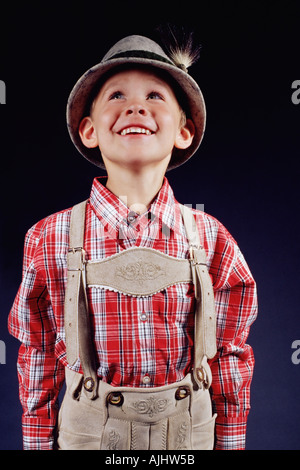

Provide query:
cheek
left=158, top=105, right=182, bottom=132
left=161, top=116, right=182, bottom=143
left=92, top=103, right=118, bottom=130
left=93, top=117, right=115, bottom=143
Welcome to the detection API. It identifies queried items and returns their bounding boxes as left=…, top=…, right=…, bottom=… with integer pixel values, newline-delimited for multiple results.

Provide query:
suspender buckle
left=68, top=247, right=86, bottom=271
left=195, top=367, right=209, bottom=389
left=189, top=245, right=206, bottom=266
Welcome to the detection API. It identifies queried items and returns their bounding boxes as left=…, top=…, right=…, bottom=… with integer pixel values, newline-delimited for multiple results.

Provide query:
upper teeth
left=120, top=127, right=152, bottom=136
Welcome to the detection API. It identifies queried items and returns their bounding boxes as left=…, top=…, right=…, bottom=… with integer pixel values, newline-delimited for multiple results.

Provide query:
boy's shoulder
left=25, top=205, right=73, bottom=247
left=21, top=205, right=75, bottom=270
left=187, top=205, right=239, bottom=249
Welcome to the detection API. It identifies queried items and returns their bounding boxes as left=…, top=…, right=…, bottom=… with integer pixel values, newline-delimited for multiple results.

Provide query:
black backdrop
left=1, top=1, right=300, bottom=450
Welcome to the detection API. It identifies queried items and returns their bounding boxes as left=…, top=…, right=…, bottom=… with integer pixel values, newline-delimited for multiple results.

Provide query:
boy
left=8, top=34, right=257, bottom=450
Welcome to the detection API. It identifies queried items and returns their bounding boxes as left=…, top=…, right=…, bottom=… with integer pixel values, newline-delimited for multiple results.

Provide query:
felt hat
left=66, top=35, right=206, bottom=170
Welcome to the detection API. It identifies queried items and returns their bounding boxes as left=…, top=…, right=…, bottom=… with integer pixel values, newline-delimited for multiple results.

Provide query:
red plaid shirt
left=9, top=177, right=257, bottom=450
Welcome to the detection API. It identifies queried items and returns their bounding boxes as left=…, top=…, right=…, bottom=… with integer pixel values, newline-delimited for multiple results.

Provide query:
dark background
left=1, top=1, right=299, bottom=450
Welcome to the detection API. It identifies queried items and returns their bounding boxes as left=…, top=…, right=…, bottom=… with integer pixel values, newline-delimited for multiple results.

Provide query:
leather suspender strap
left=179, top=204, right=217, bottom=387
left=64, top=200, right=98, bottom=399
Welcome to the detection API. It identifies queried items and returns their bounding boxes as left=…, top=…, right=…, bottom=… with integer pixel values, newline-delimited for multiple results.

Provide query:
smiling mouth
left=119, top=127, right=154, bottom=136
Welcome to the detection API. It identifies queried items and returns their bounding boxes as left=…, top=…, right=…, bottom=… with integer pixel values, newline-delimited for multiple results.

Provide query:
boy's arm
left=207, top=228, right=258, bottom=450
left=17, top=344, right=65, bottom=450
left=9, top=221, right=65, bottom=450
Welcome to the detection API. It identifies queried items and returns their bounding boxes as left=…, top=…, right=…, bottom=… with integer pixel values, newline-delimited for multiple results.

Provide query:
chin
left=128, top=156, right=170, bottom=169
left=102, top=149, right=172, bottom=171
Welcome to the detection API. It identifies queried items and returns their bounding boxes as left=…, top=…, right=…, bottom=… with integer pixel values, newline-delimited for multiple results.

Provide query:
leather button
left=175, top=386, right=191, bottom=400
left=83, top=377, right=95, bottom=392
left=107, top=391, right=124, bottom=407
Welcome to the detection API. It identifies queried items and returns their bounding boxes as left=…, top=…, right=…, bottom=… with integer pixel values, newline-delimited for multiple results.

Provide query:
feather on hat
left=156, top=24, right=201, bottom=72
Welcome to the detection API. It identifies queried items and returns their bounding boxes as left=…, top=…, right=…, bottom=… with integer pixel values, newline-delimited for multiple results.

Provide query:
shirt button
left=142, top=375, right=151, bottom=385
left=127, top=211, right=138, bottom=223
left=140, top=312, right=148, bottom=322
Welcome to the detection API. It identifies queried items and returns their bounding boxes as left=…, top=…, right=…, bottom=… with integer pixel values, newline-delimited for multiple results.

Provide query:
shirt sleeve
left=17, top=345, right=65, bottom=450
left=8, top=222, right=65, bottom=450
left=208, top=224, right=258, bottom=450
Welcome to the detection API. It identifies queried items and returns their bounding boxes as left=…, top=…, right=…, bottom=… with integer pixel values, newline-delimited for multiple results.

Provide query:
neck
left=105, top=164, right=167, bottom=214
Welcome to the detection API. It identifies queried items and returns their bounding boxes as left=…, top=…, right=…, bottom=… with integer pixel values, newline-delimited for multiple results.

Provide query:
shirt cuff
left=22, top=416, right=57, bottom=450
left=214, top=415, right=249, bottom=450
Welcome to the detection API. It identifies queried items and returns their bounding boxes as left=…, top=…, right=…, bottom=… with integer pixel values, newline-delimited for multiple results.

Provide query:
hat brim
left=67, top=56, right=206, bottom=170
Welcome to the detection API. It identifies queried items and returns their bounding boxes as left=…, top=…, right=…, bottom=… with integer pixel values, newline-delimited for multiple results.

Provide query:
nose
left=125, top=103, right=148, bottom=116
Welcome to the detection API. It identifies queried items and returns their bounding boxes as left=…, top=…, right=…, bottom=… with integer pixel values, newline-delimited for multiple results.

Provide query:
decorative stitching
left=116, top=260, right=166, bottom=283
left=130, top=396, right=170, bottom=418
left=106, top=429, right=120, bottom=450
left=161, top=421, right=167, bottom=450
left=176, top=422, right=189, bottom=450
left=131, top=422, right=138, bottom=450
left=87, top=282, right=191, bottom=297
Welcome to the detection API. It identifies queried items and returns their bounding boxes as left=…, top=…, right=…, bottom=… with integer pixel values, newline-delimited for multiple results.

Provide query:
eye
left=109, top=91, right=124, bottom=100
left=147, top=91, right=164, bottom=100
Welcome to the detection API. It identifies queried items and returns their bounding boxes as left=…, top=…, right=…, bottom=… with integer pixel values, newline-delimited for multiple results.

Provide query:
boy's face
left=79, top=67, right=194, bottom=171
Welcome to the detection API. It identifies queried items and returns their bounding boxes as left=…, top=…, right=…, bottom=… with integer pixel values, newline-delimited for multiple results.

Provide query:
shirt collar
left=89, top=176, right=182, bottom=236
left=149, top=177, right=182, bottom=234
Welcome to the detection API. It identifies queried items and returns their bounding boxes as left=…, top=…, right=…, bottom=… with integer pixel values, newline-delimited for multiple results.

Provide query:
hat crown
left=102, top=35, right=171, bottom=63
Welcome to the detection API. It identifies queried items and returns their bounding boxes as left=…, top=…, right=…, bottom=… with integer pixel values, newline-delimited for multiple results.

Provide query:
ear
left=78, top=116, right=98, bottom=149
left=174, top=118, right=195, bottom=150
